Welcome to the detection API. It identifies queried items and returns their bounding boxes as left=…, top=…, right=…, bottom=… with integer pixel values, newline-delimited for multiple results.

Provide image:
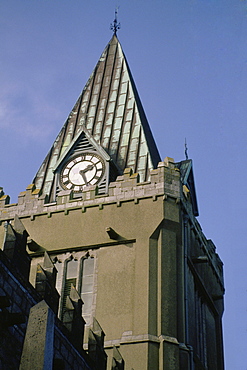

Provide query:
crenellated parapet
left=0, top=158, right=181, bottom=221
left=0, top=184, right=44, bottom=220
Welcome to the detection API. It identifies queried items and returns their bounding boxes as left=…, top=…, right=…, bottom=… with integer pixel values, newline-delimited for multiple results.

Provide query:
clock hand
left=83, top=164, right=94, bottom=173
left=79, top=170, right=88, bottom=185
left=79, top=164, right=95, bottom=186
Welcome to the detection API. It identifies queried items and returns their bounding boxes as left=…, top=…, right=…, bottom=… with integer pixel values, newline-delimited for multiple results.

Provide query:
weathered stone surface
left=35, top=252, right=59, bottom=314
left=20, top=300, right=55, bottom=370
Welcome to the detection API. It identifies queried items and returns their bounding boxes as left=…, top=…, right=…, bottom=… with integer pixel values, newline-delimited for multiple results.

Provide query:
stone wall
left=0, top=221, right=106, bottom=369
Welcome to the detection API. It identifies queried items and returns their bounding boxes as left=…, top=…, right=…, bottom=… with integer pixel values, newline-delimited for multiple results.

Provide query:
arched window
left=55, top=253, right=95, bottom=324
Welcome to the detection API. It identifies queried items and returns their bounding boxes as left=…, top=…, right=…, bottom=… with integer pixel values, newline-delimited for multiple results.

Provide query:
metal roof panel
left=33, top=35, right=161, bottom=199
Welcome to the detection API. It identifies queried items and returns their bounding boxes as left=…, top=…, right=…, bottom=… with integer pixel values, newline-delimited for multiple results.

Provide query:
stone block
left=35, top=252, right=59, bottom=314
left=0, top=195, right=10, bottom=207
left=164, top=157, right=175, bottom=167
left=57, top=190, right=73, bottom=205
left=19, top=300, right=55, bottom=370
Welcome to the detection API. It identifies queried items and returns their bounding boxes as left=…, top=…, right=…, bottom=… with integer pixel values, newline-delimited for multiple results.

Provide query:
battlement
left=0, top=158, right=181, bottom=221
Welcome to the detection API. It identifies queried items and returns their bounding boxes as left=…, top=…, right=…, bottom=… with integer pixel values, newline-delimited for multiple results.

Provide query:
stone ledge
left=0, top=192, right=182, bottom=223
left=103, top=333, right=180, bottom=348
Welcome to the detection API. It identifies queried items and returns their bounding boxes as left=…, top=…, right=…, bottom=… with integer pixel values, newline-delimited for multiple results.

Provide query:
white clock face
left=60, top=153, right=105, bottom=192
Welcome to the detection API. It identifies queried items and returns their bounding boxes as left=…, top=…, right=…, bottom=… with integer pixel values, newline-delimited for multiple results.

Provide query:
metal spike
left=185, top=138, right=188, bottom=160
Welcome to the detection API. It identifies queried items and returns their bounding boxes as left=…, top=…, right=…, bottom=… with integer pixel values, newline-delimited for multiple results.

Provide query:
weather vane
left=110, top=7, right=121, bottom=35
left=185, top=138, right=189, bottom=160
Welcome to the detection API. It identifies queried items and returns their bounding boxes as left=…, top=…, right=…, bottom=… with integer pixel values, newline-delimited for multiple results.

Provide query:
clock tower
left=0, top=32, right=224, bottom=370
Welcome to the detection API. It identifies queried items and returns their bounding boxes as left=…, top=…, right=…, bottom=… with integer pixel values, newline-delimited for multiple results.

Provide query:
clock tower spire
left=33, top=34, right=161, bottom=200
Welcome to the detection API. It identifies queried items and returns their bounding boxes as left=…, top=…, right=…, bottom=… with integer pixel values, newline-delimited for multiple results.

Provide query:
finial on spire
left=110, top=7, right=121, bottom=35
left=185, top=138, right=189, bottom=160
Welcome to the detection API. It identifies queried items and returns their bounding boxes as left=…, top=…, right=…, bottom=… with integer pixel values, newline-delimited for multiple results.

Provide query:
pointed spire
left=33, top=35, right=161, bottom=199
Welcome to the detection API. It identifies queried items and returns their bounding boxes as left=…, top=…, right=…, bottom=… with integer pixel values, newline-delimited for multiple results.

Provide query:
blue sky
left=1, top=1, right=247, bottom=368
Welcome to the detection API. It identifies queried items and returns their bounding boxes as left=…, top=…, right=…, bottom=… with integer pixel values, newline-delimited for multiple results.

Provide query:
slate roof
left=33, top=35, right=161, bottom=198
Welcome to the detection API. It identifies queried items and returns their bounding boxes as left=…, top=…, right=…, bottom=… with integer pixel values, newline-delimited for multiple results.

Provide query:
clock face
left=60, top=153, right=105, bottom=192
